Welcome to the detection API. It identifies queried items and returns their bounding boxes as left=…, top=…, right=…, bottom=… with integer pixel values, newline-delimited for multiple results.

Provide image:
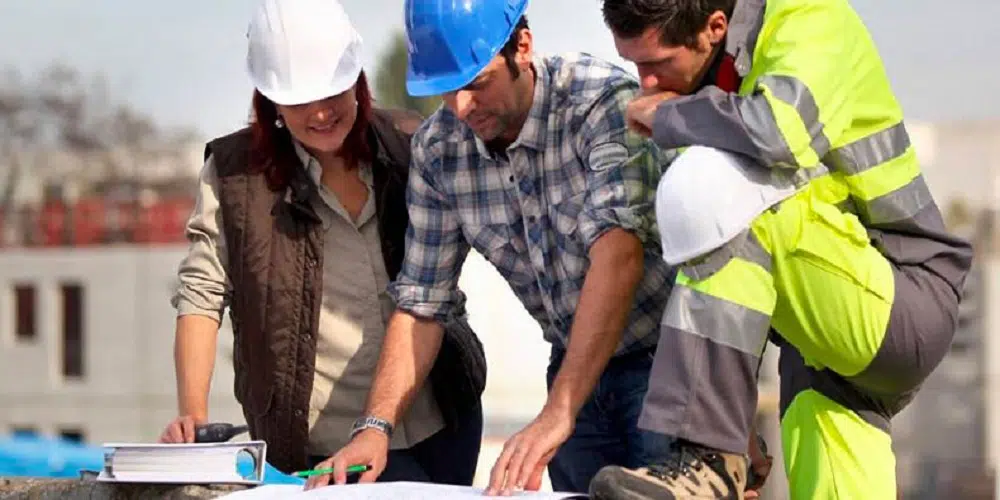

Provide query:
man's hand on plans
left=485, top=405, right=574, bottom=496
left=304, top=428, right=389, bottom=490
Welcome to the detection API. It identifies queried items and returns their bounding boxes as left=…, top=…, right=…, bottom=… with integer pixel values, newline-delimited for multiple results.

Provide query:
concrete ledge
left=0, top=477, right=251, bottom=499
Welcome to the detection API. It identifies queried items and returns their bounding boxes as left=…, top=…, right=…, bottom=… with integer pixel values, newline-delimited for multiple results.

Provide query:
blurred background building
left=2, top=1, right=999, bottom=498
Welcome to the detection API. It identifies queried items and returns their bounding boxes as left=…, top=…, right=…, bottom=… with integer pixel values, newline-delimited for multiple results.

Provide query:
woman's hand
left=157, top=415, right=206, bottom=443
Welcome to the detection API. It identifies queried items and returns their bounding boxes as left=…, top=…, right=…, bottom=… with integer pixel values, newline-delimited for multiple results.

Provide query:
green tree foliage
left=373, top=31, right=442, bottom=117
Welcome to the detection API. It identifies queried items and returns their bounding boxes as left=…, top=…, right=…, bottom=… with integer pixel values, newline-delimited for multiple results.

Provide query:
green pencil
left=293, top=464, right=372, bottom=477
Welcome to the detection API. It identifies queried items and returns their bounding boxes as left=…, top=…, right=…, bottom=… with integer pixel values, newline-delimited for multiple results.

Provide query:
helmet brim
left=405, top=64, right=487, bottom=97
left=252, top=66, right=362, bottom=106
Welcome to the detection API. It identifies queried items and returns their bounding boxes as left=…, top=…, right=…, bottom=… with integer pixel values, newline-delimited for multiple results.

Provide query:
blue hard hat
left=404, top=0, right=530, bottom=97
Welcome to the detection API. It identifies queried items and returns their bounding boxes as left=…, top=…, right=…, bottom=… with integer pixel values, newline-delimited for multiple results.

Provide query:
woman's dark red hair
left=249, top=71, right=374, bottom=192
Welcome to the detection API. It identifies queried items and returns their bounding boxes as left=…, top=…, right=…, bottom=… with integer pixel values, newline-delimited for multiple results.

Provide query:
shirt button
left=302, top=333, right=312, bottom=342
left=508, top=175, right=514, bottom=182
left=528, top=216, right=537, bottom=223
left=294, top=409, right=304, bottom=417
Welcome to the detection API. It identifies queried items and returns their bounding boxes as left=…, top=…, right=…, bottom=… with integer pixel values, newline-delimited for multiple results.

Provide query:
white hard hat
left=655, top=146, right=806, bottom=266
left=246, top=0, right=364, bottom=106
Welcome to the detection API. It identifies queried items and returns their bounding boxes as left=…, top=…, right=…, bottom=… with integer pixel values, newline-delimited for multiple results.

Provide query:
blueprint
left=216, top=482, right=588, bottom=499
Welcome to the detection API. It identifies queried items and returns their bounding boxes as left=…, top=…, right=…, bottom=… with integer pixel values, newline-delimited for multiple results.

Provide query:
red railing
left=0, top=197, right=195, bottom=248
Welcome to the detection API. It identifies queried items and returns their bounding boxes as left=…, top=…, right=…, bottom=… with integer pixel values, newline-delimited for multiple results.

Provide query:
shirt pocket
left=548, top=192, right=588, bottom=278
left=467, top=223, right=537, bottom=290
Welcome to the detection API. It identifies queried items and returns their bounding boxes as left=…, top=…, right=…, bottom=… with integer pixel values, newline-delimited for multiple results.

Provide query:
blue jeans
left=546, top=346, right=674, bottom=493
left=308, top=404, right=483, bottom=485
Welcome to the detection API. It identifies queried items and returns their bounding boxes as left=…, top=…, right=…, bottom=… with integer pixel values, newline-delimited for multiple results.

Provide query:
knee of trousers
left=848, top=264, right=960, bottom=401
left=654, top=146, right=803, bottom=267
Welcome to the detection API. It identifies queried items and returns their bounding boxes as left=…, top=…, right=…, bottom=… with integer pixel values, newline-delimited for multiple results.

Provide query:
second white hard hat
left=246, top=0, right=364, bottom=105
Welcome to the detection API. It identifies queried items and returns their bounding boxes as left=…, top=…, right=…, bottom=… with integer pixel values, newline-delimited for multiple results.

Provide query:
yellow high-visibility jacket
left=651, top=0, right=972, bottom=297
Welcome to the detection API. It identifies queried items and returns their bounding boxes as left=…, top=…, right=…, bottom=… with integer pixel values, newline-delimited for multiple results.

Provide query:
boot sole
left=590, top=467, right=675, bottom=500
left=590, top=467, right=740, bottom=500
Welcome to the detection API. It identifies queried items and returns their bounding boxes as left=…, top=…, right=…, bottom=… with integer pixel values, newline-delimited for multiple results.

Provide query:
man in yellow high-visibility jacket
left=587, top=0, right=975, bottom=498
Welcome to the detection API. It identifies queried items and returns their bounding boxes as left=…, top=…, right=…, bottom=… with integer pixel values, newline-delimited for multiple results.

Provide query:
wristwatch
left=349, top=415, right=394, bottom=440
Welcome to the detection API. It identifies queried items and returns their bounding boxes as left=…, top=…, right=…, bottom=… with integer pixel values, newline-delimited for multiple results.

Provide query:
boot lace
left=645, top=442, right=719, bottom=483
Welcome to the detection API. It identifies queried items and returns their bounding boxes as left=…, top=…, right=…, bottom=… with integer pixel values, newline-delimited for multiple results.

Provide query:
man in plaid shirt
left=325, top=11, right=675, bottom=496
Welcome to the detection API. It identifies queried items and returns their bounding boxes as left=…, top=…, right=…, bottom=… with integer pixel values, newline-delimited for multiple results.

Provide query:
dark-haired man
left=326, top=0, right=677, bottom=496
left=588, top=0, right=973, bottom=498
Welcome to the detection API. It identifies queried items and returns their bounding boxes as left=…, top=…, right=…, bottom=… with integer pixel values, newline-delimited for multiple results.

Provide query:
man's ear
left=705, top=10, right=728, bottom=45
left=515, top=28, right=533, bottom=67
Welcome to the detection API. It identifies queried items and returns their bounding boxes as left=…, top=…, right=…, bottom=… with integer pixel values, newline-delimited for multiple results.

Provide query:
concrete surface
left=0, top=477, right=248, bottom=499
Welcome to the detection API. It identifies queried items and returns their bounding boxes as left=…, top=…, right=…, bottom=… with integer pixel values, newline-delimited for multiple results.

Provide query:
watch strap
left=350, top=415, right=394, bottom=440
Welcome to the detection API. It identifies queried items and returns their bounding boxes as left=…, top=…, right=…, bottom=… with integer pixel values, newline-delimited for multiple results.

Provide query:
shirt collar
left=292, top=139, right=373, bottom=188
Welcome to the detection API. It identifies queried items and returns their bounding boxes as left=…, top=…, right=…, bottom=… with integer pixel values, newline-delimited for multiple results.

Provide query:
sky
left=0, top=0, right=998, bottom=140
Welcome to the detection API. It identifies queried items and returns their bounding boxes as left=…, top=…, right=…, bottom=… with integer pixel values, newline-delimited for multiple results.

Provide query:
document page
left=217, top=482, right=588, bottom=500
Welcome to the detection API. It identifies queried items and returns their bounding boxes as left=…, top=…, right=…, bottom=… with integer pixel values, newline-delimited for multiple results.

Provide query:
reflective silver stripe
left=858, top=174, right=934, bottom=225
left=740, top=75, right=833, bottom=168
left=739, top=90, right=798, bottom=168
left=826, top=122, right=911, bottom=175
left=818, top=122, right=926, bottom=225
left=761, top=75, right=833, bottom=161
left=740, top=230, right=772, bottom=271
left=663, top=286, right=771, bottom=357
left=791, top=162, right=830, bottom=188
left=681, top=229, right=772, bottom=280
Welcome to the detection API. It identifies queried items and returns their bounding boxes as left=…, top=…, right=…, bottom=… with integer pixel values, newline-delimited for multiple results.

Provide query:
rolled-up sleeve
left=575, top=84, right=668, bottom=249
left=387, top=139, right=470, bottom=321
left=170, top=154, right=231, bottom=322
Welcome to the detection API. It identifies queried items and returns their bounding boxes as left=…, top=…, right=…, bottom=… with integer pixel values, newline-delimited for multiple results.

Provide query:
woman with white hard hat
left=158, top=0, right=485, bottom=488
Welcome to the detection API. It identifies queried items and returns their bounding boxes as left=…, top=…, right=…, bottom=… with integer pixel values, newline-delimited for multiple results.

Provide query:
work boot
left=589, top=440, right=748, bottom=499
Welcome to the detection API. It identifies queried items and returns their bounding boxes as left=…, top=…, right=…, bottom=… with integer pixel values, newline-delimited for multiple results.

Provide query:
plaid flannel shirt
left=389, top=53, right=674, bottom=356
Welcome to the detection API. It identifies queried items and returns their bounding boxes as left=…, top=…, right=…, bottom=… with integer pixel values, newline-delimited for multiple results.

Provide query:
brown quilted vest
left=203, top=108, right=486, bottom=474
